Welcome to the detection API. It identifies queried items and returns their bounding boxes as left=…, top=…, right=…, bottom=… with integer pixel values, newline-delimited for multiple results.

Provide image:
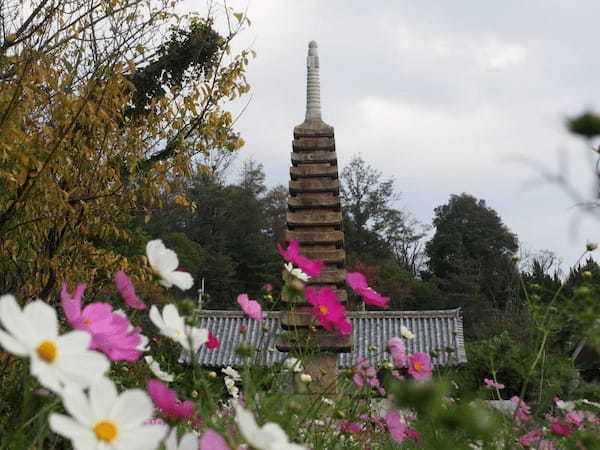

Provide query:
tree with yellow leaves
left=0, top=0, right=252, bottom=299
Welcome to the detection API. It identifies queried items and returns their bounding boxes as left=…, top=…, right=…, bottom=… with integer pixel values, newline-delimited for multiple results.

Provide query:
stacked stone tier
left=278, top=121, right=352, bottom=353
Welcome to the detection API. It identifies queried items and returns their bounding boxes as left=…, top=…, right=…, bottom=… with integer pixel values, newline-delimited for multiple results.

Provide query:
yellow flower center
left=36, top=340, right=57, bottom=362
left=93, top=420, right=118, bottom=442
left=413, top=361, right=423, bottom=372
left=319, top=305, right=329, bottom=315
left=83, top=318, right=92, bottom=326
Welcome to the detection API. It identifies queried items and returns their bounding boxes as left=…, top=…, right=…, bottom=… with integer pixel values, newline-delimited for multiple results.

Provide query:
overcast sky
left=184, top=1, right=600, bottom=270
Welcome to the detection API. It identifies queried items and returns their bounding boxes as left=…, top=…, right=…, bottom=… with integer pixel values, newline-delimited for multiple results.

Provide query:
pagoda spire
left=305, top=41, right=321, bottom=120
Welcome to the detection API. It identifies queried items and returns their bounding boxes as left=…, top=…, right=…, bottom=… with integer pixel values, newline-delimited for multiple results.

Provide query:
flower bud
left=300, top=373, right=312, bottom=383
left=583, top=270, right=593, bottom=278
left=207, top=371, right=217, bottom=378
left=383, top=361, right=394, bottom=370
left=587, top=242, right=598, bottom=252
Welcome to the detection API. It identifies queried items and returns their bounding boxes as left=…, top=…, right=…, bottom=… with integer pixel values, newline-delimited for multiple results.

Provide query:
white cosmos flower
left=164, top=428, right=198, bottom=450
left=283, top=357, right=303, bottom=373
left=0, top=294, right=109, bottom=393
left=146, top=239, right=194, bottom=290
left=284, top=263, right=310, bottom=283
left=234, top=402, right=307, bottom=450
left=222, top=366, right=241, bottom=381
left=144, top=356, right=174, bottom=382
left=149, top=304, right=208, bottom=351
left=49, top=378, right=167, bottom=450
left=400, top=326, right=415, bottom=340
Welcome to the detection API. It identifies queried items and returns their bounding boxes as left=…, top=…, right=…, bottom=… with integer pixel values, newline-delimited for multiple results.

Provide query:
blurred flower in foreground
left=237, top=294, right=267, bottom=322
left=345, top=272, right=390, bottom=309
left=114, top=270, right=147, bottom=309
left=277, top=240, right=324, bottom=277
left=148, top=379, right=195, bottom=420
left=49, top=378, right=167, bottom=449
left=0, top=294, right=108, bottom=393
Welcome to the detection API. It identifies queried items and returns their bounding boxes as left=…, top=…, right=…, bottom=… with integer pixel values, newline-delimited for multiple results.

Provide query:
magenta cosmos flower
left=305, top=286, right=352, bottom=336
left=200, top=429, right=230, bottom=450
left=385, top=409, right=420, bottom=444
left=353, top=358, right=385, bottom=395
left=206, top=330, right=220, bottom=349
left=345, top=272, right=390, bottom=309
left=237, top=294, right=266, bottom=322
left=407, top=352, right=433, bottom=381
left=60, top=283, right=143, bottom=361
left=147, top=379, right=195, bottom=419
left=277, top=240, right=324, bottom=277
left=388, top=337, right=407, bottom=367
left=114, top=270, right=147, bottom=310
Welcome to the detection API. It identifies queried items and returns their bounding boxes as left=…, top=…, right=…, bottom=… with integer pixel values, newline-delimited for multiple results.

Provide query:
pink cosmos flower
left=277, top=240, right=324, bottom=277
left=408, top=352, right=433, bottom=381
left=207, top=330, right=220, bottom=349
left=518, top=428, right=542, bottom=446
left=483, top=378, right=505, bottom=389
left=385, top=409, right=407, bottom=444
left=345, top=272, right=390, bottom=309
left=391, top=370, right=404, bottom=380
left=549, top=421, right=571, bottom=437
left=388, top=337, right=407, bottom=366
left=262, top=283, right=273, bottom=292
left=305, top=286, right=352, bottom=336
left=565, top=410, right=584, bottom=428
left=511, top=396, right=533, bottom=424
left=353, top=358, right=385, bottom=395
left=238, top=323, right=248, bottom=333
left=148, top=379, right=195, bottom=419
left=60, top=283, right=142, bottom=361
left=237, top=294, right=266, bottom=322
left=200, top=429, right=230, bottom=450
left=114, top=270, right=147, bottom=309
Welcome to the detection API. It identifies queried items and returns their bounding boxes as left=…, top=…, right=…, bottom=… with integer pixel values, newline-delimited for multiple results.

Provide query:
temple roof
left=193, top=309, right=466, bottom=368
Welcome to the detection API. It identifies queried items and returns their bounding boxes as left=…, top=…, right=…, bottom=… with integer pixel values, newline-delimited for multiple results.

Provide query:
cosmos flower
left=400, top=326, right=415, bottom=340
left=388, top=337, right=407, bottom=367
left=345, top=272, right=390, bottom=309
left=237, top=294, right=267, bottom=322
left=305, top=286, right=352, bottom=337
left=277, top=240, right=324, bottom=277
left=407, top=352, right=433, bottom=381
left=146, top=239, right=194, bottom=290
left=149, top=304, right=208, bottom=351
left=49, top=378, right=167, bottom=449
left=207, top=330, right=220, bottom=349
left=114, top=270, right=147, bottom=310
left=517, top=428, right=542, bottom=446
left=234, top=402, right=307, bottom=450
left=61, top=284, right=143, bottom=361
left=0, top=294, right=109, bottom=393
left=148, top=379, right=195, bottom=419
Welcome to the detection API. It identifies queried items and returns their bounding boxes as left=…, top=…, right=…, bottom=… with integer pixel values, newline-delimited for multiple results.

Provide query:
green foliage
left=568, top=111, right=600, bottom=139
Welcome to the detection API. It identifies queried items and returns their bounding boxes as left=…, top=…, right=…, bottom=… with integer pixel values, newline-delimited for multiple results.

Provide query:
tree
left=0, top=1, right=252, bottom=298
left=425, top=193, right=520, bottom=337
left=340, top=156, right=427, bottom=271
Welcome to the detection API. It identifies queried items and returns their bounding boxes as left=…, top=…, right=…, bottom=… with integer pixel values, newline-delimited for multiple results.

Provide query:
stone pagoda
left=276, top=41, right=352, bottom=390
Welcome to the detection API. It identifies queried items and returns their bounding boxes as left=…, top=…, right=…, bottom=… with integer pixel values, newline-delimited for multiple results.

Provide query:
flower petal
left=57, top=330, right=91, bottom=354
left=23, top=300, right=58, bottom=339
left=90, top=377, right=118, bottom=418
left=0, top=294, right=34, bottom=344
left=162, top=305, right=184, bottom=330
left=164, top=271, right=194, bottom=291
left=200, top=429, right=230, bottom=450
left=58, top=351, right=109, bottom=387
left=62, top=384, right=95, bottom=427
left=113, top=424, right=167, bottom=450
left=0, top=329, right=28, bottom=356
left=49, top=413, right=95, bottom=442
left=149, top=305, right=166, bottom=331
left=109, top=389, right=154, bottom=427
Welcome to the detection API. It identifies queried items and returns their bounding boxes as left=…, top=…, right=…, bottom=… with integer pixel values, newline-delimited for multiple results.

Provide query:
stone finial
left=306, top=41, right=321, bottom=120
